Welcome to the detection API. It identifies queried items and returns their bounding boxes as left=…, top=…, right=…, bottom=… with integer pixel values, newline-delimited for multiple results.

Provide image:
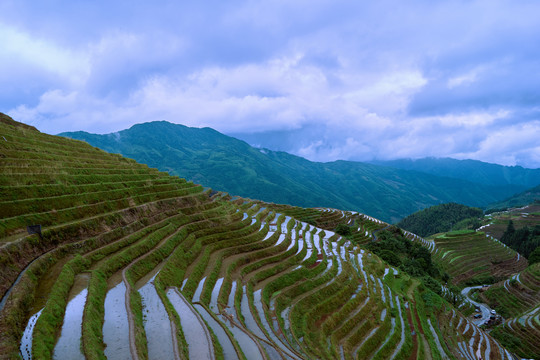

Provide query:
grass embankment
left=432, top=230, right=525, bottom=286
left=1, top=114, right=519, bottom=360
left=0, top=116, right=211, bottom=357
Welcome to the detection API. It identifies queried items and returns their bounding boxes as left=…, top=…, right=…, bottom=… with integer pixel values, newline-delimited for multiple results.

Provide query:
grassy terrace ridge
left=480, top=203, right=540, bottom=246
left=430, top=230, right=527, bottom=286
left=0, top=114, right=522, bottom=359
left=486, top=262, right=540, bottom=359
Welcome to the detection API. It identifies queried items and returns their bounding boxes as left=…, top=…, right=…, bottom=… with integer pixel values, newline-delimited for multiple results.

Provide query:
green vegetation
left=0, top=113, right=528, bottom=360
left=430, top=230, right=525, bottom=286
left=500, top=220, right=540, bottom=258
left=397, top=203, right=483, bottom=237
left=529, top=246, right=540, bottom=264
left=372, top=157, right=540, bottom=189
left=367, top=227, right=439, bottom=277
left=61, top=121, right=521, bottom=223
left=366, top=227, right=463, bottom=306
left=486, top=187, right=540, bottom=212
left=335, top=223, right=352, bottom=236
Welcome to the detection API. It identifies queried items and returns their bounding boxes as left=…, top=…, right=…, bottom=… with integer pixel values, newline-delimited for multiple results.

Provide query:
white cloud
left=447, top=70, right=479, bottom=89
left=3, top=0, right=540, bottom=168
left=11, top=52, right=427, bottom=139
left=453, top=121, right=540, bottom=166
left=0, top=23, right=90, bottom=85
left=422, top=110, right=510, bottom=128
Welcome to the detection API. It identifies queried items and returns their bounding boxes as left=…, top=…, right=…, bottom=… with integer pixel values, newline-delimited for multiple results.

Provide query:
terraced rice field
left=481, top=263, right=540, bottom=318
left=480, top=204, right=540, bottom=240
left=483, top=263, right=540, bottom=359
left=260, top=205, right=387, bottom=246
left=430, top=230, right=527, bottom=286
left=0, top=115, right=519, bottom=359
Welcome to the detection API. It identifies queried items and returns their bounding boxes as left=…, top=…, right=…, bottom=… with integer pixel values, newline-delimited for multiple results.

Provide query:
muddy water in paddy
left=274, top=233, right=287, bottom=247
left=285, top=235, right=296, bottom=252
left=139, top=281, right=175, bottom=360
left=103, top=281, right=132, bottom=360
left=29, top=255, right=74, bottom=314
left=240, top=286, right=266, bottom=339
left=20, top=309, right=43, bottom=360
left=167, top=288, right=213, bottom=360
left=209, top=277, right=224, bottom=313
left=192, top=276, right=207, bottom=302
left=194, top=304, right=239, bottom=360
left=218, top=283, right=264, bottom=359
left=223, top=280, right=238, bottom=319
left=313, top=234, right=321, bottom=254
left=261, top=342, right=282, bottom=360
left=263, top=228, right=275, bottom=241
left=217, top=313, right=264, bottom=360
left=281, top=216, right=292, bottom=232
left=302, top=232, right=313, bottom=261
left=253, top=290, right=302, bottom=360
left=53, top=274, right=89, bottom=360
left=294, top=236, right=304, bottom=255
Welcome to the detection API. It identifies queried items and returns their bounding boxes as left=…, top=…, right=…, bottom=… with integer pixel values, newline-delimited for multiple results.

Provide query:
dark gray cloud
left=1, top=0, right=539, bottom=167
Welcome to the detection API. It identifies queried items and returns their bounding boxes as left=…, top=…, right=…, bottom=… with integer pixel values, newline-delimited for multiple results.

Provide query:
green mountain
left=1, top=113, right=531, bottom=359
left=486, top=184, right=540, bottom=212
left=61, top=121, right=521, bottom=223
left=371, top=157, right=540, bottom=188
left=396, top=203, right=483, bottom=237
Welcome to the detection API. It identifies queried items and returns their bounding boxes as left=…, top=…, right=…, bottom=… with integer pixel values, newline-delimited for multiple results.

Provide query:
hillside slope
left=371, top=157, right=540, bottom=188
left=1, top=114, right=518, bottom=359
left=486, top=185, right=540, bottom=211
left=60, top=121, right=520, bottom=223
left=397, top=203, right=483, bottom=237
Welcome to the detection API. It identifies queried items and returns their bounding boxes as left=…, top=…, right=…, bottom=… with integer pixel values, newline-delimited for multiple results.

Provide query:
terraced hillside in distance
left=0, top=114, right=523, bottom=360
left=484, top=263, right=540, bottom=359
left=481, top=203, right=540, bottom=241
left=469, top=205, right=540, bottom=360
left=428, top=230, right=528, bottom=286
left=410, top=209, right=540, bottom=360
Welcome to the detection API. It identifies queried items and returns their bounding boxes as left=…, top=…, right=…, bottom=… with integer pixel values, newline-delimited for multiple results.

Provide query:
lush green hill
left=397, top=203, right=483, bottom=237
left=60, top=121, right=520, bottom=223
left=430, top=230, right=527, bottom=286
left=486, top=186, right=540, bottom=212
left=484, top=263, right=540, bottom=359
left=371, top=157, right=540, bottom=188
left=0, top=114, right=523, bottom=359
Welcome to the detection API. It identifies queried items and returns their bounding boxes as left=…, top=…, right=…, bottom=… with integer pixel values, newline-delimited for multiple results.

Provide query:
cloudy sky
left=2, top=0, right=540, bottom=168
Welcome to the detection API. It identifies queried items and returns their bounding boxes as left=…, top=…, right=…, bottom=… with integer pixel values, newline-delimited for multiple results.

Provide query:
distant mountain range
left=485, top=184, right=540, bottom=211
left=371, top=157, right=540, bottom=188
left=60, top=121, right=539, bottom=222
left=396, top=203, right=484, bottom=237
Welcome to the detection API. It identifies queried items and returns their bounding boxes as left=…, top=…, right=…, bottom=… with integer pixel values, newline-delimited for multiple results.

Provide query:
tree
left=507, top=220, right=515, bottom=235
left=529, top=246, right=540, bottom=265
left=335, top=224, right=352, bottom=236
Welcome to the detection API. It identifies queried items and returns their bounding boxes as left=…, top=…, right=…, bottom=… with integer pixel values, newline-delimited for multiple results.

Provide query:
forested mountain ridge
left=486, top=185, right=540, bottom=212
left=1, top=113, right=534, bottom=359
left=60, top=121, right=521, bottom=223
left=396, top=203, right=483, bottom=237
left=371, top=157, right=540, bottom=189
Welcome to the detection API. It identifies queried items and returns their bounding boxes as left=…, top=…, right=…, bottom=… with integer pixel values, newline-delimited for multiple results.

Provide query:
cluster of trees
left=61, top=121, right=520, bottom=224
left=335, top=223, right=352, bottom=236
left=366, top=226, right=440, bottom=278
left=365, top=226, right=463, bottom=305
left=397, top=203, right=483, bottom=237
left=500, top=221, right=540, bottom=260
